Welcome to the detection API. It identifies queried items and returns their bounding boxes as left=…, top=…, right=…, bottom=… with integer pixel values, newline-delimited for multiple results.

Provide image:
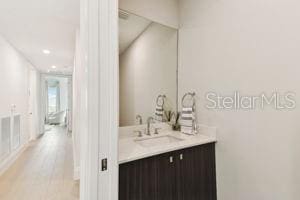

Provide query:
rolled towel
left=180, top=107, right=195, bottom=135
left=155, top=105, right=164, bottom=122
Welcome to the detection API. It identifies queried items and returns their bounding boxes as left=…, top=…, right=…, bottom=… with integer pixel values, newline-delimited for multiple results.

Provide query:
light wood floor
left=0, top=126, right=79, bottom=200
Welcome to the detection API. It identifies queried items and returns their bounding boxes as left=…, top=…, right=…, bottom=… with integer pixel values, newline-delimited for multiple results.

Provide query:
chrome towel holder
left=181, top=92, right=196, bottom=108
left=156, top=95, right=166, bottom=106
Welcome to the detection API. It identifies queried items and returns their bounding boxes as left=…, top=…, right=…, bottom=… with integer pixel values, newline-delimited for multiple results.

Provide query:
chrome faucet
left=146, top=117, right=154, bottom=135
left=136, top=115, right=143, bottom=125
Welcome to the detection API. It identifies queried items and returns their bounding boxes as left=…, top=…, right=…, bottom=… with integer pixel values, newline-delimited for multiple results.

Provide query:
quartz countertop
left=119, top=124, right=217, bottom=164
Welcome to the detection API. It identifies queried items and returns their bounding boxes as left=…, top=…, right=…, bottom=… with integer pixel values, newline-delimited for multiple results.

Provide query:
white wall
left=119, top=23, right=178, bottom=126
left=59, top=77, right=69, bottom=112
left=178, top=0, right=300, bottom=199
left=72, top=31, right=87, bottom=180
left=0, top=35, right=32, bottom=144
left=119, top=0, right=179, bottom=29
left=0, top=35, right=33, bottom=170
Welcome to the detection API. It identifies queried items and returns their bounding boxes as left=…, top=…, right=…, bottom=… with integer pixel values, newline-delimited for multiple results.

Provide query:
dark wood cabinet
left=178, top=144, right=217, bottom=200
left=119, top=143, right=217, bottom=200
left=119, top=156, right=157, bottom=200
left=156, top=152, right=178, bottom=200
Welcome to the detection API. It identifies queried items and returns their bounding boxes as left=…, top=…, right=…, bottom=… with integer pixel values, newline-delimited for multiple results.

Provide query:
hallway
left=0, top=126, right=79, bottom=200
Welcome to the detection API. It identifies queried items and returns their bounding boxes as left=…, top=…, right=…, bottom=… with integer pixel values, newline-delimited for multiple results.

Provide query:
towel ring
left=156, top=95, right=166, bottom=107
left=182, top=92, right=196, bottom=108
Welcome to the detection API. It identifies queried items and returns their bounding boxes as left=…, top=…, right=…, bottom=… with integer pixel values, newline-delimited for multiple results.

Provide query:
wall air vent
left=0, top=116, right=11, bottom=161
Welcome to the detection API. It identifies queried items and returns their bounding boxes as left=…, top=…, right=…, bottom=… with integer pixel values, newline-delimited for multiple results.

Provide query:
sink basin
left=135, top=135, right=184, bottom=147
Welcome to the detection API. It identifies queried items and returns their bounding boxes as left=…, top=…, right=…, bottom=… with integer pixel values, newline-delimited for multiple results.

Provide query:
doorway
left=41, top=75, right=72, bottom=134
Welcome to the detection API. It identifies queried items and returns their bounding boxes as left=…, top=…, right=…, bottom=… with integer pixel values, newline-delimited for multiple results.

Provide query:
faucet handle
left=154, top=128, right=161, bottom=134
left=136, top=115, right=143, bottom=125
left=134, top=130, right=143, bottom=137
left=147, top=116, right=154, bottom=123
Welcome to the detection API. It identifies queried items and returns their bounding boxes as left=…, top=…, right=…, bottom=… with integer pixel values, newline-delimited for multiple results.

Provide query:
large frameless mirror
left=119, top=10, right=178, bottom=127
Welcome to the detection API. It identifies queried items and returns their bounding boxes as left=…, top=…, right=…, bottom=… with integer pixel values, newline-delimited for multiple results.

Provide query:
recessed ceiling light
left=52, top=65, right=57, bottom=69
left=43, top=49, right=51, bottom=54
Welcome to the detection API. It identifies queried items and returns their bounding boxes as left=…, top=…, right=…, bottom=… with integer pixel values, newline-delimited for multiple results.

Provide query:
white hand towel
left=155, top=105, right=164, bottom=122
left=180, top=107, right=195, bottom=135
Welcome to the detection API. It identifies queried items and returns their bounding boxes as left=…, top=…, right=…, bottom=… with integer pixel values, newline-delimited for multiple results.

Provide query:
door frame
left=80, top=0, right=119, bottom=199
left=40, top=73, right=72, bottom=133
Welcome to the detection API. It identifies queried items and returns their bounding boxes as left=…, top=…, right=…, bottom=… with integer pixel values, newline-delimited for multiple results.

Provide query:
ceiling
left=0, top=0, right=80, bottom=74
left=119, top=11, right=151, bottom=54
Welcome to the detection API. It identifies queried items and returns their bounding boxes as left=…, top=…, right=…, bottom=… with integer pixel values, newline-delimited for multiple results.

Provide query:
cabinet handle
left=180, top=154, right=183, bottom=160
left=169, top=156, right=173, bottom=163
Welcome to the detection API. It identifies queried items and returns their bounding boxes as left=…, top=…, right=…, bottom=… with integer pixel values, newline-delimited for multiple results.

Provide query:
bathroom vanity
left=118, top=124, right=217, bottom=200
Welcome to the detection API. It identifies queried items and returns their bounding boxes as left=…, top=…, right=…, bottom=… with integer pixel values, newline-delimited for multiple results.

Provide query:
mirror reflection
left=119, top=10, right=178, bottom=127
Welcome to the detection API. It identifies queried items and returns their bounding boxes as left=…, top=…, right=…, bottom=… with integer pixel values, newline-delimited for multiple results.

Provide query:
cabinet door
left=156, top=152, right=178, bottom=200
left=178, top=143, right=217, bottom=200
left=202, top=143, right=217, bottom=200
left=119, top=156, right=157, bottom=200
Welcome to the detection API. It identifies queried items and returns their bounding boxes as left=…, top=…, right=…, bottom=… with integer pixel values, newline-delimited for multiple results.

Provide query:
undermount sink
left=135, top=135, right=184, bottom=147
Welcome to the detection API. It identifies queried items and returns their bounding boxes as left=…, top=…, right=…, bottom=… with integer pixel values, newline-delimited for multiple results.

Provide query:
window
left=48, top=86, right=58, bottom=114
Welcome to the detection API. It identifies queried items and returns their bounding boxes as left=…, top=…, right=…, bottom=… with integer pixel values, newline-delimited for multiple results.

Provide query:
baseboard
left=0, top=143, right=28, bottom=176
left=73, top=166, right=80, bottom=180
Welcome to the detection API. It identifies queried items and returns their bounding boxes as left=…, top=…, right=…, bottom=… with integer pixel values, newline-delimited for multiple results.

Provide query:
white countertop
left=119, top=124, right=217, bottom=164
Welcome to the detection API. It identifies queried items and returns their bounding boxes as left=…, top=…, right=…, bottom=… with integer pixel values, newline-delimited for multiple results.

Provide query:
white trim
left=40, top=73, right=72, bottom=78
left=79, top=0, right=99, bottom=198
left=0, top=143, right=28, bottom=176
left=73, top=166, right=80, bottom=181
left=99, top=0, right=119, bottom=199
left=80, top=0, right=119, bottom=199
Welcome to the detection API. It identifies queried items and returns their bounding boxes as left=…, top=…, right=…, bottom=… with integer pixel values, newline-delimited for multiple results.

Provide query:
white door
left=40, top=75, right=47, bottom=134
left=28, top=69, right=37, bottom=140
